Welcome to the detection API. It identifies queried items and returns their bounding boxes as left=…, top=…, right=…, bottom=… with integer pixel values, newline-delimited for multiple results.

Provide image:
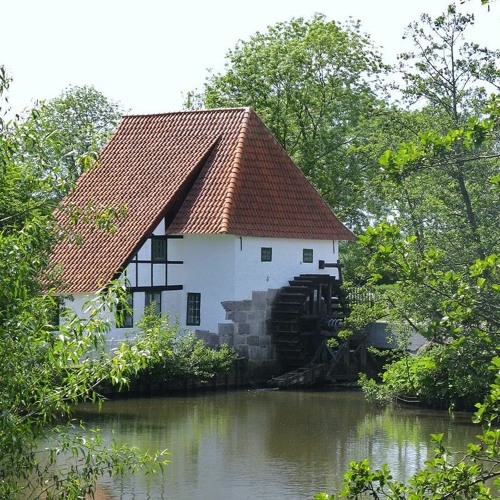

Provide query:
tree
left=399, top=5, right=499, bottom=121
left=0, top=69, right=234, bottom=498
left=358, top=215, right=499, bottom=409
left=0, top=69, right=163, bottom=497
left=329, top=7, right=500, bottom=494
left=0, top=69, right=39, bottom=230
left=188, top=14, right=390, bottom=230
left=18, top=85, right=123, bottom=198
left=387, top=4, right=500, bottom=262
left=316, top=262, right=500, bottom=498
left=351, top=5, right=500, bottom=409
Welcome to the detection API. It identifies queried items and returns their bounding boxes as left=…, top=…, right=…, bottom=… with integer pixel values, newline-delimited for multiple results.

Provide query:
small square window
left=303, top=248, right=313, bottom=263
left=186, top=293, right=201, bottom=326
left=145, top=291, right=161, bottom=316
left=261, top=247, right=272, bottom=262
left=151, top=237, right=167, bottom=263
left=117, top=292, right=133, bottom=328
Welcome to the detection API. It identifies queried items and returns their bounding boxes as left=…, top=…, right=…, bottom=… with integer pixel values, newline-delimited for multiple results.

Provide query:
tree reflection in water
left=74, top=390, right=479, bottom=499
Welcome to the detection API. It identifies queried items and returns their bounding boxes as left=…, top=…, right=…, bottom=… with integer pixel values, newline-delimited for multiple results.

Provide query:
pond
left=75, top=389, right=480, bottom=499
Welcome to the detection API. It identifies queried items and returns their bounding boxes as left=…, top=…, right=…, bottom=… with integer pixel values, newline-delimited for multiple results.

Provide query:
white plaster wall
left=63, top=233, right=341, bottom=342
left=153, top=219, right=165, bottom=235
left=62, top=292, right=136, bottom=347
left=167, top=236, right=184, bottom=287
left=180, top=234, right=236, bottom=333
left=233, top=236, right=339, bottom=299
left=63, top=293, right=91, bottom=322
left=116, top=233, right=237, bottom=335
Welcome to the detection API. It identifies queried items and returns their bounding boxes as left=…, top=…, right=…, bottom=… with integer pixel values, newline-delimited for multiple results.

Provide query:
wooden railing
left=345, top=286, right=376, bottom=306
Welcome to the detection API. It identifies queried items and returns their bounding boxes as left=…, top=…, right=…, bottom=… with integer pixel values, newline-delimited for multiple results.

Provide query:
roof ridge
left=124, top=107, right=249, bottom=119
left=219, top=107, right=252, bottom=233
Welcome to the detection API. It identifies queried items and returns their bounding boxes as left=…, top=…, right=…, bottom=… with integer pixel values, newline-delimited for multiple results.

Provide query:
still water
left=75, top=389, right=480, bottom=499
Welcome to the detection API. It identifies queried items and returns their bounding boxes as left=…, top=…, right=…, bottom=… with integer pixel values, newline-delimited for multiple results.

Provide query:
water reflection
left=75, top=390, right=479, bottom=499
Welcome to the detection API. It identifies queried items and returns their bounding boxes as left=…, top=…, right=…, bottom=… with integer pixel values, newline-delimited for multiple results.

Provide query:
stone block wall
left=219, top=289, right=278, bottom=363
left=191, top=288, right=279, bottom=382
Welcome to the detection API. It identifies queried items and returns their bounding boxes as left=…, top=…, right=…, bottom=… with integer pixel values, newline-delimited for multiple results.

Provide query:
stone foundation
left=193, top=289, right=279, bottom=382
left=220, top=289, right=277, bottom=361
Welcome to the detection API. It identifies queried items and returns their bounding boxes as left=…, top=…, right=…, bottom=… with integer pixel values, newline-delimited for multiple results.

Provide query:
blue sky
left=1, top=0, right=498, bottom=115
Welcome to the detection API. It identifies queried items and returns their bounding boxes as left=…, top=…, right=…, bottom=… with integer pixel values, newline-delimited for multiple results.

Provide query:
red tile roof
left=52, top=107, right=355, bottom=292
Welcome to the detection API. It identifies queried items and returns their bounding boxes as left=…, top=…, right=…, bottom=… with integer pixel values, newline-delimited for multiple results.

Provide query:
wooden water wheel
left=271, top=272, right=349, bottom=372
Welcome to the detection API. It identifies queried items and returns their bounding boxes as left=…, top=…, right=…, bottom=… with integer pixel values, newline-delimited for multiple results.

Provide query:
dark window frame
left=117, top=291, right=134, bottom=328
left=126, top=232, right=184, bottom=290
left=145, top=290, right=162, bottom=316
left=186, top=292, right=201, bottom=326
left=303, top=248, right=314, bottom=263
left=261, top=247, right=272, bottom=262
left=151, top=236, right=167, bottom=263
left=49, top=296, right=63, bottom=328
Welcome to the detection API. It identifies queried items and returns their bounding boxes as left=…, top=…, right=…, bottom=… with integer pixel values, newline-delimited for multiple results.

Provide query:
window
left=186, top=293, right=201, bottom=326
left=303, top=248, right=313, bottom=263
left=117, top=292, right=133, bottom=328
left=49, top=296, right=63, bottom=328
left=261, top=247, right=272, bottom=262
left=145, top=291, right=162, bottom=316
left=151, top=237, right=167, bottom=263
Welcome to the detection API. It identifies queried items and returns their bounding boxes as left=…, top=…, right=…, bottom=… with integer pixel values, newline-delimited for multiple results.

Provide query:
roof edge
left=219, top=107, right=251, bottom=234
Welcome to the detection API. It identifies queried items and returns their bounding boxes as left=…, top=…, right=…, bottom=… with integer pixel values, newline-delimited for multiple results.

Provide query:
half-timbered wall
left=124, top=219, right=183, bottom=292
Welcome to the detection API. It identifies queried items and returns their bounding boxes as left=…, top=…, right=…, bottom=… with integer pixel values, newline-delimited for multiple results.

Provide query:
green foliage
left=357, top=227, right=499, bottom=408
left=0, top=73, right=165, bottom=498
left=189, top=14, right=390, bottom=230
left=357, top=373, right=393, bottom=406
left=399, top=5, right=498, bottom=121
left=0, top=277, right=170, bottom=497
left=128, top=311, right=236, bottom=390
left=358, top=220, right=499, bottom=340
left=17, top=85, right=123, bottom=198
left=36, top=425, right=169, bottom=500
left=382, top=7, right=500, bottom=267
left=364, top=337, right=494, bottom=410
left=319, top=357, right=500, bottom=499
left=341, top=283, right=392, bottom=339
left=354, top=66, right=500, bottom=403
left=323, top=6, right=500, bottom=494
left=1, top=83, right=122, bottom=234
